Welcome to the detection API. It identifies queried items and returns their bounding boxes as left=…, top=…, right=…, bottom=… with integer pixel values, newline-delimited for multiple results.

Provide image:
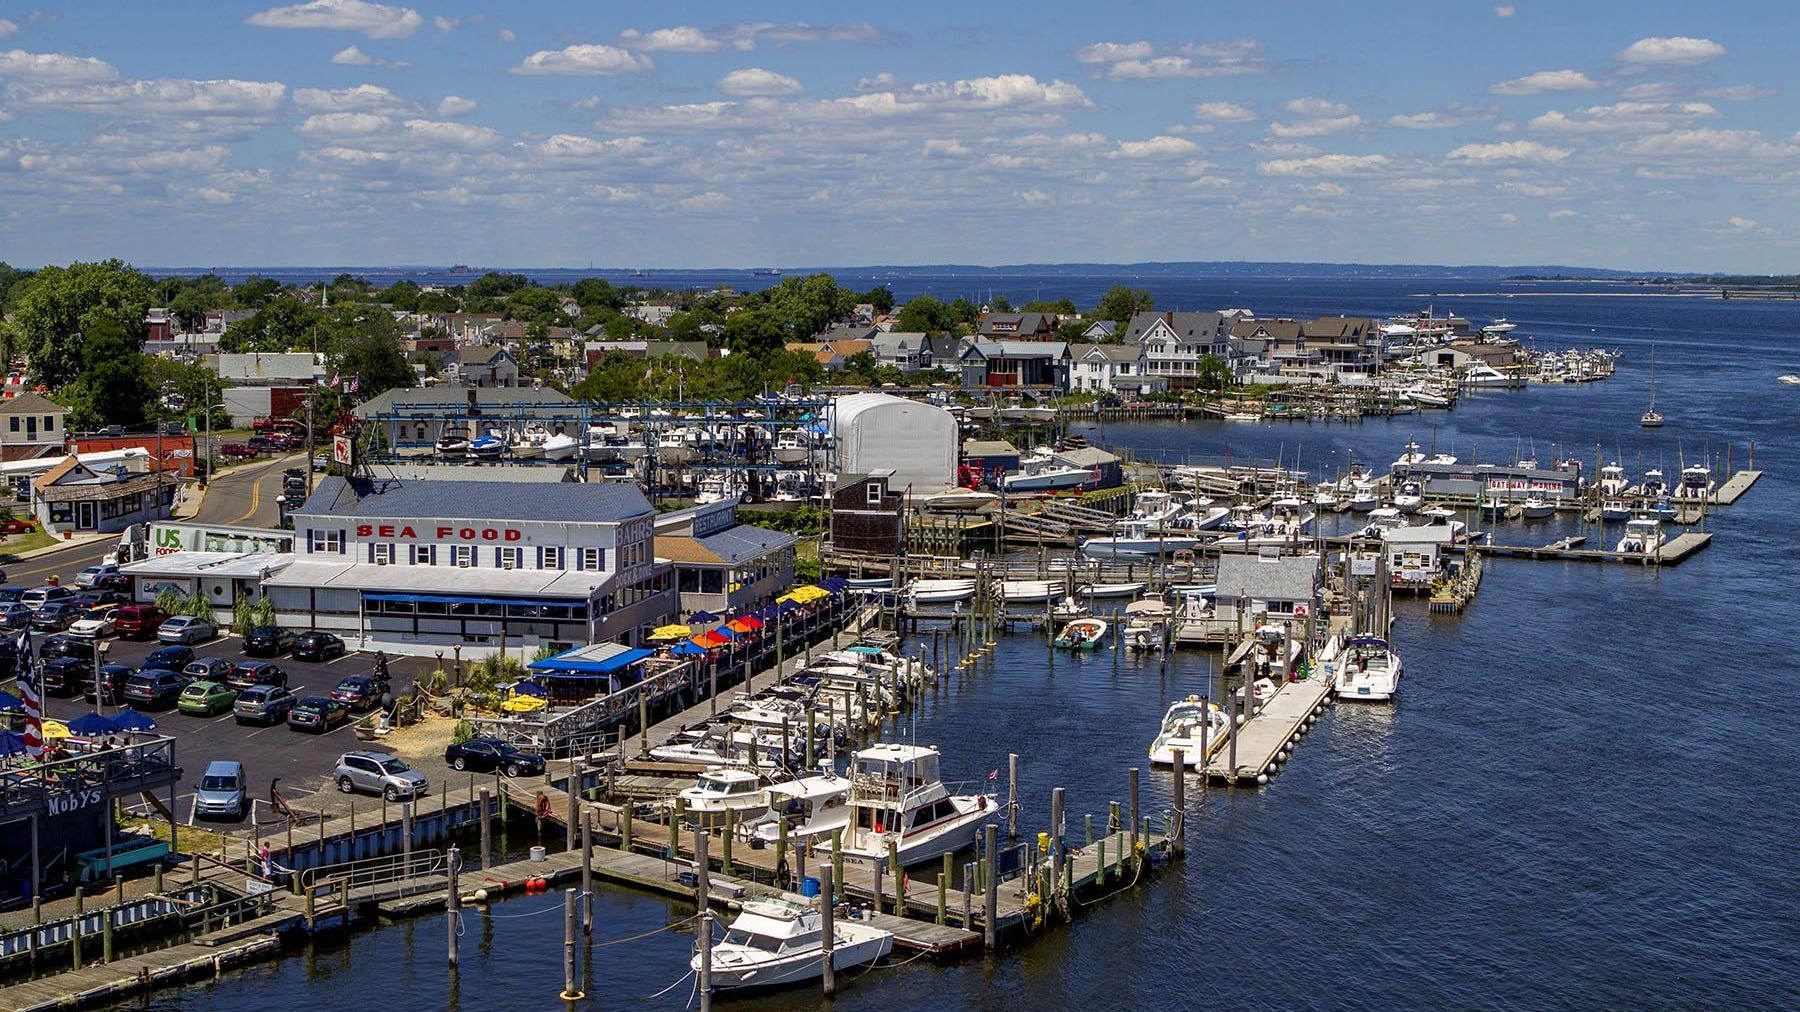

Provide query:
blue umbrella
left=514, top=680, right=548, bottom=698
left=112, top=709, right=158, bottom=732
left=689, top=610, right=720, bottom=624
left=67, top=712, right=121, bottom=736
left=0, top=730, right=24, bottom=757
left=0, top=690, right=21, bottom=712
left=670, top=640, right=708, bottom=656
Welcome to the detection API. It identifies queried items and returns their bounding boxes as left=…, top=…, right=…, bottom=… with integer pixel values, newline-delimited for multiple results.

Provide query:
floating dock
left=1201, top=667, right=1337, bottom=785
left=1474, top=531, right=1711, bottom=566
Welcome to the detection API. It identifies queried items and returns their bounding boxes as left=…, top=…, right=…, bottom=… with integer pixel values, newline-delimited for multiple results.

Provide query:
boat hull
left=704, top=926, right=893, bottom=990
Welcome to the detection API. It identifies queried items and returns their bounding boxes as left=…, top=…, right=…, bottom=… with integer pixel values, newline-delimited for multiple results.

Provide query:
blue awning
left=529, top=646, right=653, bottom=674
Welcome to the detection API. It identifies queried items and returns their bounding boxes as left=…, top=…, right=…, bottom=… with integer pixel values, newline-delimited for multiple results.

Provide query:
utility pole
left=305, top=387, right=316, bottom=499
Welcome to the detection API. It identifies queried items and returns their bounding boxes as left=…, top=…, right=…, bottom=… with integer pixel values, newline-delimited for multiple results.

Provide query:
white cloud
left=512, top=45, right=653, bottom=77
left=294, top=84, right=413, bottom=114
left=1700, top=84, right=1776, bottom=102
left=435, top=95, right=476, bottom=117
left=1494, top=5, right=1515, bottom=16
left=1073, top=41, right=1153, bottom=64
left=1726, top=215, right=1762, bottom=230
left=1549, top=208, right=1577, bottom=219
left=15, top=78, right=286, bottom=119
left=1490, top=69, right=1599, bottom=95
left=718, top=68, right=803, bottom=97
left=196, top=187, right=236, bottom=204
left=536, top=134, right=653, bottom=160
left=399, top=118, right=500, bottom=150
left=497, top=28, right=515, bottom=43
left=432, top=15, right=457, bottom=32
left=1284, top=97, right=1349, bottom=118
left=244, top=0, right=422, bottom=39
left=679, top=191, right=729, bottom=210
left=1107, top=38, right=1269, bottom=79
left=0, top=18, right=17, bottom=39
left=1497, top=181, right=1568, bottom=198
left=1194, top=101, right=1256, bottom=122
left=0, top=49, right=119, bottom=84
left=1018, top=189, right=1051, bottom=204
left=1270, top=114, right=1360, bottom=138
left=330, top=44, right=409, bottom=69
left=1621, top=128, right=1796, bottom=160
left=1258, top=153, right=1390, bottom=176
left=620, top=26, right=720, bottom=54
left=620, top=22, right=887, bottom=54
left=1530, top=101, right=1718, bottom=134
left=1447, top=139, right=1570, bottom=164
left=1388, top=106, right=1492, bottom=129
left=922, top=138, right=969, bottom=158
left=1615, top=36, right=1726, bottom=66
left=1499, top=212, right=1519, bottom=225
left=295, top=111, right=389, bottom=139
left=1113, top=135, right=1199, bottom=159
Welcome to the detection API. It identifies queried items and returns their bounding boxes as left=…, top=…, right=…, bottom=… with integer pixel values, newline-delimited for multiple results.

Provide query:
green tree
left=466, top=272, right=530, bottom=300
left=841, top=351, right=879, bottom=384
left=146, top=357, right=231, bottom=428
left=571, top=352, right=648, bottom=402
left=1096, top=285, right=1154, bottom=327
left=572, top=277, right=626, bottom=312
left=220, top=294, right=322, bottom=353
left=326, top=306, right=415, bottom=398
left=989, top=294, right=1013, bottom=312
left=1022, top=298, right=1078, bottom=315
left=948, top=297, right=980, bottom=327
left=861, top=286, right=896, bottom=315
left=381, top=280, right=422, bottom=311
left=169, top=286, right=216, bottom=333
left=231, top=276, right=282, bottom=308
left=1197, top=353, right=1233, bottom=392
left=722, top=310, right=785, bottom=357
left=60, top=318, right=150, bottom=430
left=895, top=295, right=957, bottom=334
left=755, top=273, right=854, bottom=338
left=0, top=262, right=35, bottom=313
left=9, top=260, right=155, bottom=388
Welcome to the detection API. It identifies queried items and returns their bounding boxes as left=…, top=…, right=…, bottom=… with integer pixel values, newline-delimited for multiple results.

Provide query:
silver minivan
left=194, top=760, right=247, bottom=820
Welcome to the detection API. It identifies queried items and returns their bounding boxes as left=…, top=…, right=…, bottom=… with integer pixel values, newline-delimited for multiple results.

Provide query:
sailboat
left=1640, top=347, right=1663, bottom=428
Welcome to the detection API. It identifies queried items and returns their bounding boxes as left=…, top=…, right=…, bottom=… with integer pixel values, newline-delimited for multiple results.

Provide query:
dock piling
left=565, top=764, right=578, bottom=852
left=1049, top=787, right=1065, bottom=887
left=820, top=871, right=836, bottom=999
left=983, top=824, right=999, bottom=949
left=401, top=802, right=413, bottom=898
left=559, top=889, right=582, bottom=1001
left=938, top=852, right=950, bottom=925
left=1170, top=749, right=1186, bottom=857
left=697, top=908, right=713, bottom=1012
left=446, top=845, right=460, bottom=967
left=580, top=811, right=593, bottom=934
left=1007, top=753, right=1019, bottom=841
left=1128, top=768, right=1140, bottom=850
left=693, top=824, right=709, bottom=916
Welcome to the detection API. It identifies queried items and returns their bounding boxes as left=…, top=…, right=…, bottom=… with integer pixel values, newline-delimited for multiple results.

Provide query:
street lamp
left=94, top=639, right=111, bottom=712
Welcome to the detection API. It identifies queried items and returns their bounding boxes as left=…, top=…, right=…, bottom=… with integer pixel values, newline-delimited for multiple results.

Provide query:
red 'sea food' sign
left=354, top=524, right=524, bottom=542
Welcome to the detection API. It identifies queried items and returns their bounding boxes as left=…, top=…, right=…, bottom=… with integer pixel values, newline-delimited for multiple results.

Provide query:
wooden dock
left=0, top=912, right=291, bottom=1012
left=1202, top=670, right=1335, bottom=785
left=1473, top=531, right=1711, bottom=566
left=1712, top=469, right=1761, bottom=505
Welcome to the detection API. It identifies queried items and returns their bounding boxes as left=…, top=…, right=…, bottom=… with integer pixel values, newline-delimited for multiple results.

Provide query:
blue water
left=124, top=280, right=1798, bottom=1010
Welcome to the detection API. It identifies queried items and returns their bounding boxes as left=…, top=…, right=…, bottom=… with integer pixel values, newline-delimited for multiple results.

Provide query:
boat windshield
left=1162, top=704, right=1208, bottom=732
left=723, top=930, right=784, bottom=952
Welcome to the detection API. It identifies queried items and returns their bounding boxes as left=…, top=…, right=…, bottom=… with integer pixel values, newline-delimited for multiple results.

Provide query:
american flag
left=16, top=627, right=41, bottom=759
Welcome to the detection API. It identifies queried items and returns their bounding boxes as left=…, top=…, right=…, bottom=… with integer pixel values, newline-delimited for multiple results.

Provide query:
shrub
left=451, top=719, right=472, bottom=745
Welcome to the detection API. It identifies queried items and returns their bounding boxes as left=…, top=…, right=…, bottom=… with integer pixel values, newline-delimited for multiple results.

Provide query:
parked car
left=0, top=601, right=33, bottom=630
left=334, top=750, right=428, bottom=800
left=40, top=657, right=91, bottom=695
left=245, top=435, right=274, bottom=453
left=193, top=760, right=247, bottom=820
left=143, top=645, right=195, bottom=671
left=218, top=442, right=254, bottom=461
left=157, top=616, right=217, bottom=645
left=20, top=585, right=72, bottom=609
left=291, top=631, right=346, bottom=663
left=69, top=605, right=121, bottom=638
left=0, top=517, right=36, bottom=534
left=122, top=669, right=188, bottom=709
left=287, top=696, right=350, bottom=734
left=311, top=454, right=329, bottom=472
left=0, top=587, right=21, bottom=602
left=70, top=589, right=127, bottom=609
left=29, top=600, right=84, bottom=632
left=83, top=664, right=136, bottom=705
left=74, top=564, right=119, bottom=589
left=267, top=434, right=302, bottom=451
left=443, top=738, right=547, bottom=777
left=113, top=604, right=167, bottom=639
left=329, top=675, right=387, bottom=713
left=233, top=684, right=298, bottom=726
left=226, top=660, right=287, bottom=691
left=178, top=680, right=238, bottom=717
left=183, top=657, right=233, bottom=683
left=95, top=573, right=133, bottom=593
left=242, top=626, right=294, bottom=657
left=39, top=634, right=92, bottom=660
left=0, top=636, right=16, bottom=676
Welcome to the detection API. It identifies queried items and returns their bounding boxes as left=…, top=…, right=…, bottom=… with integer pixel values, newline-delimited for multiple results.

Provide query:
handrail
left=299, top=848, right=446, bottom=891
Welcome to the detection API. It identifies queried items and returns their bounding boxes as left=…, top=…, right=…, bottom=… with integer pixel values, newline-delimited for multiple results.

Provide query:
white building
left=260, top=476, right=676, bottom=657
left=1383, top=525, right=1455, bottom=587
left=1123, top=311, right=1229, bottom=390
left=1069, top=343, right=1165, bottom=396
left=831, top=393, right=957, bottom=493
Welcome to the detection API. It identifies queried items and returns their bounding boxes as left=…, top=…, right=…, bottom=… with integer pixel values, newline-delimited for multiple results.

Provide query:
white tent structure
left=831, top=393, right=957, bottom=493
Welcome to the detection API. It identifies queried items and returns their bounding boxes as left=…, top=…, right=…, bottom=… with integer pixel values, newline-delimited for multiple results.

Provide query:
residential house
left=828, top=471, right=904, bottom=557
left=0, top=392, right=67, bottom=462
left=1069, top=343, right=1165, bottom=396
left=1417, top=342, right=1520, bottom=372
left=558, top=297, right=581, bottom=318
left=210, top=352, right=323, bottom=426
left=1299, top=316, right=1383, bottom=377
left=1229, top=319, right=1305, bottom=381
left=869, top=331, right=926, bottom=373
left=33, top=453, right=173, bottom=535
left=787, top=339, right=874, bottom=371
left=1124, top=312, right=1228, bottom=389
left=653, top=500, right=797, bottom=616
left=452, top=345, right=520, bottom=387
left=1080, top=320, right=1118, bottom=342
left=439, top=313, right=507, bottom=341
left=922, top=335, right=963, bottom=374
left=977, top=312, right=1058, bottom=341
left=627, top=303, right=678, bottom=326
left=959, top=339, right=1071, bottom=389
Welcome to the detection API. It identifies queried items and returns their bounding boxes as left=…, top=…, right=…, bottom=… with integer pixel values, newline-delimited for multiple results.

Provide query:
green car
left=178, top=680, right=237, bottom=716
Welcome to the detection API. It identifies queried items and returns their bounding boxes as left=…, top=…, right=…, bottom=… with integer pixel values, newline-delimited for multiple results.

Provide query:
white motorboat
left=1079, top=521, right=1199, bottom=559
left=1001, top=461, right=1093, bottom=493
left=1126, top=490, right=1189, bottom=525
left=542, top=431, right=579, bottom=461
left=773, top=430, right=813, bottom=464
left=827, top=743, right=996, bottom=869
left=700, top=898, right=893, bottom=991
left=1600, top=500, right=1633, bottom=523
left=1393, top=480, right=1424, bottom=514
left=696, top=472, right=746, bottom=505
left=1780, top=374, right=1800, bottom=385
left=1392, top=439, right=1427, bottom=470
left=1122, top=596, right=1171, bottom=651
left=1188, top=505, right=1233, bottom=531
left=1616, top=516, right=1663, bottom=555
left=1676, top=463, right=1713, bottom=500
left=921, top=489, right=1000, bottom=513
left=1147, top=695, right=1231, bottom=765
left=509, top=426, right=545, bottom=459
left=906, top=578, right=977, bottom=604
left=996, top=579, right=1064, bottom=604
left=753, top=773, right=852, bottom=845
left=1597, top=462, right=1629, bottom=497
left=1463, top=363, right=1511, bottom=387
left=1235, top=677, right=1279, bottom=712
left=1355, top=506, right=1409, bottom=540
left=1640, top=468, right=1668, bottom=498
left=434, top=433, right=470, bottom=455
left=1049, top=595, right=1090, bottom=621
left=1053, top=617, right=1108, bottom=651
left=1404, top=385, right=1451, bottom=408
left=1082, top=581, right=1149, bottom=598
left=1482, top=318, right=1518, bottom=335
left=467, top=432, right=506, bottom=460
left=650, top=728, right=797, bottom=771
left=678, top=768, right=770, bottom=829
left=1324, top=635, right=1403, bottom=702
left=1519, top=495, right=1555, bottom=519
left=1347, top=481, right=1381, bottom=512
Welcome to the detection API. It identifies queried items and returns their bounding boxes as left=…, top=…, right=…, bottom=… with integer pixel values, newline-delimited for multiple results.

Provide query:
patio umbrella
left=726, top=615, right=763, bottom=633
left=41, top=720, right=70, bottom=740
left=67, top=712, right=121, bottom=737
left=710, top=625, right=737, bottom=640
left=112, top=709, right=158, bottom=732
left=649, top=623, right=692, bottom=641
left=688, top=610, right=720, bottom=624
left=0, top=730, right=25, bottom=756
left=514, top=680, right=548, bottom=698
left=670, top=639, right=708, bottom=656
left=0, top=690, right=21, bottom=712
left=691, top=630, right=730, bottom=648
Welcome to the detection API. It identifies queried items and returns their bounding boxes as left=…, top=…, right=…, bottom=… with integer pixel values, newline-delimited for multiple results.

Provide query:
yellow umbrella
left=500, top=695, right=547, bottom=713
left=648, top=623, right=692, bottom=641
left=41, top=720, right=69, bottom=740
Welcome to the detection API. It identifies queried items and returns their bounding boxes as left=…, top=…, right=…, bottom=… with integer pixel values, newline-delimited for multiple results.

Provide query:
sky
left=0, top=0, right=1796, bottom=273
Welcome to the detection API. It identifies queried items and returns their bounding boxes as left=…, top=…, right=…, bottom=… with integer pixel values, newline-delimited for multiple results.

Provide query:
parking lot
left=33, top=628, right=460, bottom=837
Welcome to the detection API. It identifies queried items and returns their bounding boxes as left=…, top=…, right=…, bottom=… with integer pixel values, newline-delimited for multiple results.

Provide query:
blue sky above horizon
left=1, top=1, right=1796, bottom=273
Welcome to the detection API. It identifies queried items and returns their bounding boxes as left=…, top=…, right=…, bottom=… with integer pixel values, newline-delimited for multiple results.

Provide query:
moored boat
left=1053, top=617, right=1108, bottom=651
left=1324, top=635, right=1403, bottom=702
left=827, top=743, right=996, bottom=869
left=1147, top=695, right=1231, bottom=765
left=699, top=898, right=893, bottom=991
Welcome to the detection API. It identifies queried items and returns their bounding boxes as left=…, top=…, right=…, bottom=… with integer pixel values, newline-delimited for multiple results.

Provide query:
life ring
left=1294, top=604, right=1309, bottom=617
left=534, top=793, right=552, bottom=819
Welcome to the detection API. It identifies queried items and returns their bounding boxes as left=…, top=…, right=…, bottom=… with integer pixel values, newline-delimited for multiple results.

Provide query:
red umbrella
left=726, top=615, right=763, bottom=633
left=690, top=630, right=731, bottom=648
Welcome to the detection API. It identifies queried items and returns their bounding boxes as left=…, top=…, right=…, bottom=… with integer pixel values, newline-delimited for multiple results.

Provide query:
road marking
left=229, top=477, right=262, bottom=524
left=325, top=652, right=358, bottom=666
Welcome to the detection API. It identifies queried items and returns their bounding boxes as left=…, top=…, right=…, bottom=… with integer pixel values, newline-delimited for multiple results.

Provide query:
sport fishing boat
left=1597, top=462, right=1629, bottom=497
left=1676, top=462, right=1713, bottom=500
left=1519, top=495, right=1555, bottom=519
left=753, top=773, right=852, bottom=845
left=921, top=489, right=1000, bottom=512
left=828, top=743, right=996, bottom=869
left=1347, top=481, right=1381, bottom=512
left=1147, top=695, right=1231, bottom=765
left=677, top=768, right=771, bottom=829
left=1122, top=596, right=1171, bottom=651
left=1600, top=500, right=1633, bottom=523
left=1053, top=617, right=1108, bottom=651
left=1616, top=516, right=1663, bottom=555
left=1392, top=480, right=1424, bottom=514
left=542, top=431, right=579, bottom=461
left=699, top=898, right=893, bottom=991
left=1000, top=458, right=1092, bottom=493
left=1079, top=521, right=1200, bottom=559
left=1323, top=635, right=1404, bottom=702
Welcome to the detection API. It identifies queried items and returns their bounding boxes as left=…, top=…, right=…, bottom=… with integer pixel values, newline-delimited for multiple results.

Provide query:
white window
left=540, top=546, right=564, bottom=569
left=308, top=529, right=343, bottom=554
left=866, top=484, right=883, bottom=504
left=372, top=543, right=394, bottom=565
left=453, top=545, right=475, bottom=568
left=577, top=547, right=602, bottom=571
left=410, top=544, right=436, bottom=566
left=498, top=546, right=522, bottom=570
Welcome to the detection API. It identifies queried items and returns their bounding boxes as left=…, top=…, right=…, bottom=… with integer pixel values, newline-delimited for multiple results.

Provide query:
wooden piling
left=820, top=871, right=836, bottom=999
left=446, top=845, right=460, bottom=967
left=1170, top=749, right=1186, bottom=857
left=983, top=824, right=999, bottom=949
left=581, top=811, right=593, bottom=934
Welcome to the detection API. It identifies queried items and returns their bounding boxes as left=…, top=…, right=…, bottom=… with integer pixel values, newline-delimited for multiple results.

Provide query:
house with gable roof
left=1123, top=311, right=1229, bottom=390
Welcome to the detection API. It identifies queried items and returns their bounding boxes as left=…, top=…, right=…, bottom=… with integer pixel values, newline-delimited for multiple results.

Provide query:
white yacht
left=700, top=898, right=893, bottom=991
left=509, top=425, right=546, bottom=460
left=1780, top=374, right=1800, bottom=385
left=1122, top=596, right=1171, bottom=651
left=1616, top=516, right=1663, bottom=555
left=753, top=773, right=852, bottom=845
left=1323, top=635, right=1404, bottom=702
left=1463, top=363, right=1511, bottom=387
left=1147, top=695, right=1231, bottom=765
left=1392, top=439, right=1427, bottom=470
left=1354, top=506, right=1409, bottom=540
left=772, top=430, right=813, bottom=464
left=1677, top=463, right=1713, bottom=500
left=1347, top=481, right=1381, bottom=512
left=1519, top=495, right=1555, bottom=519
left=678, top=768, right=770, bottom=829
left=1000, top=458, right=1093, bottom=493
left=1404, top=385, right=1451, bottom=408
left=1393, top=480, right=1424, bottom=514
left=828, top=743, right=996, bottom=869
left=1126, top=490, right=1189, bottom=525
left=1079, top=521, right=1200, bottom=559
left=1600, top=500, right=1633, bottom=523
left=1482, top=318, right=1518, bottom=335
left=651, top=728, right=797, bottom=771
left=1597, top=462, right=1629, bottom=497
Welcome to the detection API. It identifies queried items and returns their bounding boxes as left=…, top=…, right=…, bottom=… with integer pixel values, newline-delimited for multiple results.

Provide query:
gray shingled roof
left=294, top=475, right=652, bottom=523
left=698, top=524, right=798, bottom=565
left=1215, top=553, right=1319, bottom=601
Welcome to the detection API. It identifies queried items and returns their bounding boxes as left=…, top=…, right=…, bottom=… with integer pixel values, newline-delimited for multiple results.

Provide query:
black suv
left=122, top=669, right=187, bottom=709
left=40, top=657, right=92, bottom=695
left=143, top=645, right=196, bottom=671
left=40, top=634, right=92, bottom=661
left=243, top=626, right=295, bottom=657
left=226, top=660, right=287, bottom=690
left=83, top=664, right=136, bottom=704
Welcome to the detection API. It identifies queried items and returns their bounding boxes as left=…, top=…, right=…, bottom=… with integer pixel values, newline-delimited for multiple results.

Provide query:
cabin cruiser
left=921, top=489, right=1000, bottom=513
left=1780, top=374, right=1800, bottom=385
left=1080, top=521, right=1200, bottom=559
left=696, top=472, right=746, bottom=505
left=1404, top=385, right=1451, bottom=408
left=1520, top=495, right=1555, bottom=519
left=1122, top=596, right=1171, bottom=651
left=1597, top=462, right=1629, bottom=497
left=1462, top=363, right=1511, bottom=387
left=827, top=743, right=996, bottom=869
left=1147, top=696, right=1231, bottom=765
left=651, top=727, right=798, bottom=771
left=1393, top=439, right=1428, bottom=470
left=1600, top=500, right=1633, bottom=523
left=1053, top=617, right=1107, bottom=651
left=434, top=432, right=470, bottom=455
left=1393, top=480, right=1424, bottom=514
left=1482, top=318, right=1518, bottom=335
left=678, top=768, right=771, bottom=829
left=1347, top=481, right=1381, bottom=512
left=1324, top=635, right=1404, bottom=702
left=773, top=429, right=814, bottom=464
left=752, top=773, right=852, bottom=845
left=1676, top=463, right=1713, bottom=500
left=700, top=898, right=893, bottom=991
left=1616, top=516, right=1663, bottom=555
left=1001, top=455, right=1092, bottom=493
left=1354, top=507, right=1409, bottom=540
left=1126, top=490, right=1190, bottom=525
